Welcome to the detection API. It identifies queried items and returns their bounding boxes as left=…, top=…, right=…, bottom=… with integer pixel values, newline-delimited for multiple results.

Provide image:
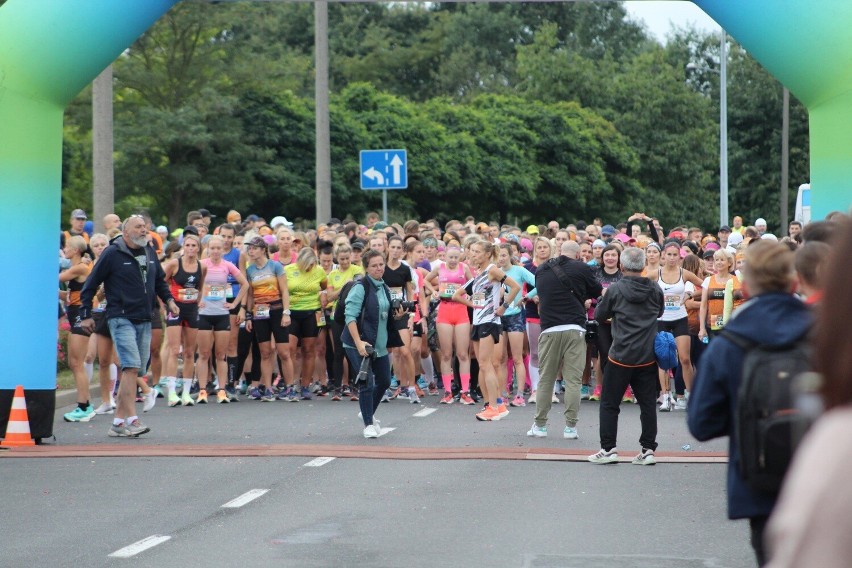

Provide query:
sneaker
left=152, top=385, right=164, bottom=399
left=248, top=387, right=262, bottom=401
left=63, top=405, right=95, bottom=423
left=396, top=388, right=409, bottom=401
left=510, top=395, right=526, bottom=407
left=495, top=403, right=510, bottom=419
left=277, top=387, right=292, bottom=401
left=197, top=390, right=208, bottom=404
left=316, top=385, right=329, bottom=397
left=310, top=381, right=323, bottom=394
left=341, top=385, right=351, bottom=397
left=126, top=419, right=150, bottom=437
left=674, top=397, right=688, bottom=411
left=300, top=386, right=312, bottom=400
left=94, top=402, right=114, bottom=415
left=659, top=393, right=672, bottom=412
left=428, top=382, right=439, bottom=396
left=415, top=385, right=426, bottom=398
left=331, top=389, right=342, bottom=402
left=217, top=389, right=230, bottom=404
left=349, top=390, right=359, bottom=401
left=580, top=385, right=590, bottom=400
left=556, top=380, right=565, bottom=394
left=551, top=393, right=559, bottom=403
left=390, top=376, right=400, bottom=390
left=189, top=381, right=200, bottom=395
left=181, top=391, right=195, bottom=407
left=622, top=386, right=635, bottom=404
left=416, top=376, right=429, bottom=391
left=528, top=390, right=537, bottom=404
left=239, top=380, right=249, bottom=395
left=440, top=393, right=454, bottom=404
left=363, top=424, right=380, bottom=438
left=632, top=448, right=656, bottom=466
left=287, top=388, right=300, bottom=402
left=588, top=448, right=619, bottom=464
left=381, top=389, right=392, bottom=403
left=168, top=392, right=181, bottom=407
left=459, top=392, right=475, bottom=405
left=563, top=426, right=579, bottom=440
left=143, top=389, right=157, bottom=413
left=225, top=384, right=239, bottom=402
left=589, top=385, right=602, bottom=401
left=108, top=423, right=131, bottom=437
left=475, top=406, right=501, bottom=421
left=526, top=424, right=547, bottom=437
left=408, top=388, right=421, bottom=404
left=261, top=388, right=276, bottom=402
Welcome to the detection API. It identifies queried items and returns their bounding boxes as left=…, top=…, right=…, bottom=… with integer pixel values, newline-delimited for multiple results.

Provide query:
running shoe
left=475, top=406, right=501, bottom=421
left=349, top=390, right=359, bottom=402
left=381, top=389, right=392, bottom=403
left=341, top=385, right=351, bottom=397
left=495, top=403, right=510, bottom=419
left=551, top=393, right=559, bottom=403
left=125, top=419, right=150, bottom=437
left=287, top=388, right=300, bottom=402
left=459, top=392, right=475, bottom=405
left=415, top=385, right=426, bottom=398
left=197, top=390, right=208, bottom=404
left=563, top=426, right=579, bottom=440
left=416, top=376, right=429, bottom=392
left=408, top=388, right=421, bottom=404
left=63, top=405, right=95, bottom=422
left=310, top=381, right=323, bottom=394
left=659, top=393, right=672, bottom=412
left=277, top=386, right=292, bottom=401
left=108, top=423, right=131, bottom=437
left=94, top=402, right=114, bottom=415
left=555, top=380, right=565, bottom=394
left=225, top=384, right=239, bottom=402
left=440, top=393, right=454, bottom=404
left=143, top=389, right=157, bottom=413
left=510, top=395, right=526, bottom=407
left=589, top=385, right=602, bottom=401
left=363, top=424, right=380, bottom=439
left=189, top=380, right=200, bottom=395
left=261, top=387, right=276, bottom=402
left=631, top=448, right=656, bottom=466
left=526, top=424, right=547, bottom=437
left=248, top=387, right=262, bottom=401
left=580, top=385, right=590, bottom=400
left=181, top=391, right=195, bottom=406
left=217, top=389, right=230, bottom=404
left=622, top=386, right=635, bottom=404
left=239, top=380, right=248, bottom=395
left=588, top=448, right=619, bottom=464
left=168, top=392, right=181, bottom=407
left=390, top=376, right=400, bottom=390
left=674, top=397, right=688, bottom=411
left=331, top=389, right=342, bottom=402
left=395, top=388, right=409, bottom=401
left=528, top=390, right=537, bottom=404
left=152, top=385, right=165, bottom=399
left=300, top=386, right=312, bottom=400
left=427, top=382, right=439, bottom=396
left=316, top=385, right=329, bottom=397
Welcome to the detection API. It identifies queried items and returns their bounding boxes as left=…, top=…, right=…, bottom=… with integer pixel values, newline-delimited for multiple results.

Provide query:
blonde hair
left=713, top=249, right=735, bottom=273
left=66, top=235, right=87, bottom=255
left=743, top=240, right=795, bottom=295
left=471, top=239, right=497, bottom=262
left=183, top=234, right=201, bottom=247
left=296, top=246, right=318, bottom=272
left=89, top=233, right=108, bottom=249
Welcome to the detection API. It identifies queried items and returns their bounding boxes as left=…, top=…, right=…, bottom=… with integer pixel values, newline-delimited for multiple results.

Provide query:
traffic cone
left=1, top=385, right=35, bottom=447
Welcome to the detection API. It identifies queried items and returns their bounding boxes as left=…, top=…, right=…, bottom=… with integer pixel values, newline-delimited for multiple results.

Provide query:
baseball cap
left=71, top=208, right=87, bottom=220
left=270, top=216, right=293, bottom=229
left=198, top=208, right=215, bottom=219
left=156, top=225, right=168, bottom=234
left=350, top=239, right=366, bottom=251
left=727, top=232, right=744, bottom=246
left=245, top=214, right=260, bottom=222
left=526, top=225, right=540, bottom=235
left=668, top=230, right=686, bottom=241
left=592, top=239, right=606, bottom=248
left=702, top=249, right=716, bottom=259
left=600, top=225, right=616, bottom=236
left=226, top=210, right=241, bottom=223
left=246, top=236, right=267, bottom=249
left=182, top=225, right=199, bottom=237
left=718, top=225, right=731, bottom=233
left=704, top=242, right=721, bottom=252
left=755, top=218, right=767, bottom=227
left=373, top=222, right=388, bottom=230
left=614, top=233, right=635, bottom=244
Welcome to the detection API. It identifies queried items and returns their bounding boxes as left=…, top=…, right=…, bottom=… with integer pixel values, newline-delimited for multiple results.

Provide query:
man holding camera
left=526, top=241, right=602, bottom=440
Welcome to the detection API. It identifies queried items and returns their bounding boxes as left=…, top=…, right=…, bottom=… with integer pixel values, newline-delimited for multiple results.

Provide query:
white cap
left=156, top=225, right=168, bottom=233
left=755, top=217, right=767, bottom=227
left=270, top=216, right=293, bottom=229
left=727, top=232, right=744, bottom=246
left=761, top=233, right=778, bottom=241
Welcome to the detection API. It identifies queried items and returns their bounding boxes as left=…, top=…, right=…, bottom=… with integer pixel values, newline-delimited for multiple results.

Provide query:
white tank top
left=467, top=264, right=501, bottom=326
left=658, top=268, right=688, bottom=321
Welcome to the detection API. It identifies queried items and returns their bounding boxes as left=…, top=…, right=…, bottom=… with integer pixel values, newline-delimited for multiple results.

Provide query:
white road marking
left=304, top=456, right=336, bottom=467
left=413, top=407, right=436, bottom=418
left=109, top=535, right=171, bottom=558
left=221, top=488, right=270, bottom=508
left=377, top=427, right=395, bottom=437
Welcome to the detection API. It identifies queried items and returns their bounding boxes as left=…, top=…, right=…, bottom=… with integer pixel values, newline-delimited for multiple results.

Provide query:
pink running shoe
left=510, top=395, right=526, bottom=407
left=440, top=393, right=454, bottom=404
left=459, top=392, right=475, bottom=405
left=589, top=385, right=602, bottom=401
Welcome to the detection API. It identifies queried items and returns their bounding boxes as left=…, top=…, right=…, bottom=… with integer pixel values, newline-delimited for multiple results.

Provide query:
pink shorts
left=436, top=301, right=470, bottom=326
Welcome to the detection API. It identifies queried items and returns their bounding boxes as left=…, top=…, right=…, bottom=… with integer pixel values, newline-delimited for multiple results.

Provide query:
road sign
left=360, top=149, right=408, bottom=190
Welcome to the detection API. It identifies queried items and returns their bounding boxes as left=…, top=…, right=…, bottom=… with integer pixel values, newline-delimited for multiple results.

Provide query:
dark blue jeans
left=344, top=347, right=391, bottom=427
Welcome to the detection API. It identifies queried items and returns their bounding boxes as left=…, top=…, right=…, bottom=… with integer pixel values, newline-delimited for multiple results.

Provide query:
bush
left=57, top=318, right=70, bottom=373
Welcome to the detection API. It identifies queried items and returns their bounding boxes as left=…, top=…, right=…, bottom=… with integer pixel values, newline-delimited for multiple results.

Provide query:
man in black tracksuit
left=590, top=247, right=664, bottom=465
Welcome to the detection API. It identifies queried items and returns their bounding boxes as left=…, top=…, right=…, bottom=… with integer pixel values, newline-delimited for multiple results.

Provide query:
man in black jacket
left=589, top=247, right=664, bottom=465
left=527, top=242, right=602, bottom=440
left=80, top=215, right=178, bottom=438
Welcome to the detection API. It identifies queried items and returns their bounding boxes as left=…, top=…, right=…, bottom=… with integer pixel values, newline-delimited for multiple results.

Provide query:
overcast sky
left=623, top=1, right=720, bottom=43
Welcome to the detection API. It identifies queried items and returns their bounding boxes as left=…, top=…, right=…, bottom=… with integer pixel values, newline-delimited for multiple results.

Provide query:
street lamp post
left=719, top=29, right=729, bottom=229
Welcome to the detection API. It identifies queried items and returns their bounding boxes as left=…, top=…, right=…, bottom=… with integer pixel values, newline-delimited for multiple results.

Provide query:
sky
left=623, top=1, right=720, bottom=43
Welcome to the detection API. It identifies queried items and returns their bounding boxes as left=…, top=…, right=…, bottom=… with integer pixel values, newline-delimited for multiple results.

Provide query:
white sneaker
left=551, top=393, right=559, bottom=403
left=659, top=393, right=672, bottom=412
left=363, top=424, right=379, bottom=438
left=632, top=448, right=656, bottom=465
left=563, top=426, right=579, bottom=440
left=526, top=423, right=547, bottom=438
left=674, top=397, right=688, bottom=411
left=181, top=392, right=195, bottom=407
left=528, top=390, right=537, bottom=404
left=357, top=412, right=380, bottom=433
left=408, top=388, right=420, bottom=404
left=94, top=402, right=114, bottom=415
left=588, top=448, right=619, bottom=464
left=142, top=389, right=157, bottom=413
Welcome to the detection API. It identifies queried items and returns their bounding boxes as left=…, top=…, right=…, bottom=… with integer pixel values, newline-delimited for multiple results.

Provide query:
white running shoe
left=142, top=389, right=157, bottom=413
left=563, top=426, right=579, bottom=440
left=588, top=448, right=619, bottom=464
left=632, top=448, right=656, bottom=466
left=526, top=423, right=547, bottom=438
left=659, top=393, right=672, bottom=412
left=94, top=402, right=114, bottom=415
left=363, top=425, right=379, bottom=438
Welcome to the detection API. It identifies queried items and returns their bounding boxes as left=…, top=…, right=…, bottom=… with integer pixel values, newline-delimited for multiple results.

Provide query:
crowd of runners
left=58, top=206, right=835, bottom=439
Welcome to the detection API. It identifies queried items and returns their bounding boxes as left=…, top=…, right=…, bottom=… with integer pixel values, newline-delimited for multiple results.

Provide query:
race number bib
left=178, top=288, right=198, bottom=302
left=205, top=285, right=226, bottom=300
left=712, top=314, right=724, bottom=329
left=315, top=310, right=326, bottom=327
left=226, top=284, right=235, bottom=299
left=471, top=292, right=486, bottom=308
left=389, top=287, right=404, bottom=302
left=254, top=304, right=270, bottom=320
left=439, top=282, right=457, bottom=299
left=664, top=294, right=681, bottom=310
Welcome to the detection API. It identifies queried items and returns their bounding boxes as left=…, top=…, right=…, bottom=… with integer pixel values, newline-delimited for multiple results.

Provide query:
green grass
left=56, top=369, right=76, bottom=390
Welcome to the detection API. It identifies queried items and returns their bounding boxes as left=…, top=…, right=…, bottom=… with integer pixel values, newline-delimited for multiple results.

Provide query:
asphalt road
left=1, top=392, right=751, bottom=567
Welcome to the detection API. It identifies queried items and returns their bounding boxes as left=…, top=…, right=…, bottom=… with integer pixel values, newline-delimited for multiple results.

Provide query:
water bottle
left=701, top=335, right=709, bottom=344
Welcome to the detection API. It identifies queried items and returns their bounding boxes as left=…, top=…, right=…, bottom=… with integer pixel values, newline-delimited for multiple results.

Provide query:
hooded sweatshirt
left=594, top=275, right=664, bottom=366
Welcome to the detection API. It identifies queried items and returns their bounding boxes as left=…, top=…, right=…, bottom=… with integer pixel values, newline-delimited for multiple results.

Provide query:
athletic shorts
left=471, top=322, right=501, bottom=343
left=288, top=309, right=319, bottom=339
left=412, top=320, right=424, bottom=338
left=166, top=302, right=198, bottom=329
left=436, top=301, right=469, bottom=326
left=657, top=317, right=690, bottom=338
left=93, top=311, right=111, bottom=338
left=501, top=311, right=526, bottom=333
left=229, top=303, right=242, bottom=316
left=151, top=307, right=162, bottom=331
left=253, top=306, right=290, bottom=344
left=394, top=313, right=411, bottom=331
left=198, top=314, right=231, bottom=332
left=65, top=306, right=90, bottom=336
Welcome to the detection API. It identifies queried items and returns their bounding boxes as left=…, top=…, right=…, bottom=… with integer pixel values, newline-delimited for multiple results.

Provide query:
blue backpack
left=655, top=331, right=679, bottom=370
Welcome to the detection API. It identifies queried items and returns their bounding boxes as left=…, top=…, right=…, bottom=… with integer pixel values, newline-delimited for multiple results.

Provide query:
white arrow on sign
left=364, top=167, right=384, bottom=185
left=389, top=154, right=403, bottom=185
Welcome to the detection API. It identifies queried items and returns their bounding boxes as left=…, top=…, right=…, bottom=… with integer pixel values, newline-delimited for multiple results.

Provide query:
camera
left=585, top=320, right=599, bottom=343
left=392, top=299, right=417, bottom=313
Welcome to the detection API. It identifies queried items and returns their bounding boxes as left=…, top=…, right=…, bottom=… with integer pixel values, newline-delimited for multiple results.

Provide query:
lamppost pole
left=719, top=29, right=729, bottom=228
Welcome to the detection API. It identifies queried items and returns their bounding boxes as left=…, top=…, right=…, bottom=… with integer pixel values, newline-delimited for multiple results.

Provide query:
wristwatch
left=282, top=309, right=292, bottom=315
left=501, top=302, right=511, bottom=310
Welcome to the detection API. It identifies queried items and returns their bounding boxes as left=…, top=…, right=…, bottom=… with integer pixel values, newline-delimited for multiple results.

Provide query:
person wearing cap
left=198, top=209, right=215, bottom=226
left=270, top=216, right=294, bottom=230
left=226, top=210, right=242, bottom=225
left=613, top=233, right=636, bottom=247
left=156, top=225, right=169, bottom=246
left=65, top=208, right=90, bottom=244
left=754, top=218, right=768, bottom=236
left=526, top=224, right=540, bottom=236
left=600, top=224, right=617, bottom=243
left=717, top=226, right=731, bottom=248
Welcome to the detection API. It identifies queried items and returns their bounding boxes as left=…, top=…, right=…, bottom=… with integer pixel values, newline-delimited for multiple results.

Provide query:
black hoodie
left=594, top=275, right=664, bottom=366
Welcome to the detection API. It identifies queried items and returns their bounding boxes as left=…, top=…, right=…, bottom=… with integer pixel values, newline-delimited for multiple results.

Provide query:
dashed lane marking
left=221, top=488, right=269, bottom=508
left=109, top=535, right=171, bottom=558
left=412, top=407, right=437, bottom=417
left=304, top=456, right=336, bottom=467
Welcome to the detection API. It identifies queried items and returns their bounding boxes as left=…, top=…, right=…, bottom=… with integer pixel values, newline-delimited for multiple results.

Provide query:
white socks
left=529, top=365, right=540, bottom=392
left=83, top=362, right=94, bottom=382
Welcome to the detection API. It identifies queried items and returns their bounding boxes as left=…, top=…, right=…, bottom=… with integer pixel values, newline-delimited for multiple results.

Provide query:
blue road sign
left=360, top=149, right=408, bottom=190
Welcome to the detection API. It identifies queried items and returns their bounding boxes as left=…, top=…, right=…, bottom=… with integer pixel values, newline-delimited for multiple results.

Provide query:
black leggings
left=329, top=320, right=350, bottom=390
left=595, top=323, right=614, bottom=372
left=235, top=326, right=261, bottom=382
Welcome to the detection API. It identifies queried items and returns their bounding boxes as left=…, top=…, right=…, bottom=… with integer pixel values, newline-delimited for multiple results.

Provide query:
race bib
left=664, top=294, right=681, bottom=310
left=178, top=288, right=198, bottom=302
left=315, top=310, right=326, bottom=327
left=472, top=292, right=486, bottom=308
left=389, top=287, right=404, bottom=301
left=439, top=282, right=457, bottom=298
left=206, top=285, right=226, bottom=300
left=226, top=284, right=235, bottom=299
left=712, top=314, right=724, bottom=329
left=254, top=304, right=270, bottom=320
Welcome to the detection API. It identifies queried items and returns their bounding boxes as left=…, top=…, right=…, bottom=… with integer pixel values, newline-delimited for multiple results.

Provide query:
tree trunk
left=92, top=63, right=115, bottom=233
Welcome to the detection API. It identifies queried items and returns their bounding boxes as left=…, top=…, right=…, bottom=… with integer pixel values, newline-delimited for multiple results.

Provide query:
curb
left=56, top=383, right=102, bottom=411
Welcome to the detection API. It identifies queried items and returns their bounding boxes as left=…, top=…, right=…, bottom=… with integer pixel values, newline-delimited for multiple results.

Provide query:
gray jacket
left=594, top=275, right=664, bottom=366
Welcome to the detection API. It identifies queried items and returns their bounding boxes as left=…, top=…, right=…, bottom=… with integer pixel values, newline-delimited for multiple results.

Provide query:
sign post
left=360, top=149, right=408, bottom=223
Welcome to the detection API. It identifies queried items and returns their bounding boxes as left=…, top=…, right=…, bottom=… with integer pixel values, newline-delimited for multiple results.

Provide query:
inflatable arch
left=1, top=0, right=850, bottom=437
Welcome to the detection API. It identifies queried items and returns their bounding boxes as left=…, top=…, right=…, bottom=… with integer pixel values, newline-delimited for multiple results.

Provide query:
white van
left=794, top=183, right=811, bottom=224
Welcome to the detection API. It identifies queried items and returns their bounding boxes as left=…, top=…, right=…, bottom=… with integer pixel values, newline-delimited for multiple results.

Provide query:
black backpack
left=332, top=277, right=365, bottom=324
left=723, top=330, right=814, bottom=493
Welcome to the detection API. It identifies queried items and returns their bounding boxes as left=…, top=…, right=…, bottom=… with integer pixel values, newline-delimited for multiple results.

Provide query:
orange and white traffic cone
left=1, top=385, right=36, bottom=447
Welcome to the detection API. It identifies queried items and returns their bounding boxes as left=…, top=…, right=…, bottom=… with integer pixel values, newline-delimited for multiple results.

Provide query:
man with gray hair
left=589, top=247, right=664, bottom=465
left=526, top=240, right=601, bottom=440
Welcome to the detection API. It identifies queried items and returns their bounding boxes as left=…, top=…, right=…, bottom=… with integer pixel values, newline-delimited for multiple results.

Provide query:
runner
left=589, top=244, right=624, bottom=401
left=87, top=233, right=123, bottom=415
left=218, top=223, right=245, bottom=401
left=523, top=236, right=554, bottom=403
left=698, top=249, right=745, bottom=343
left=285, top=247, right=328, bottom=400
left=382, top=236, right=417, bottom=401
